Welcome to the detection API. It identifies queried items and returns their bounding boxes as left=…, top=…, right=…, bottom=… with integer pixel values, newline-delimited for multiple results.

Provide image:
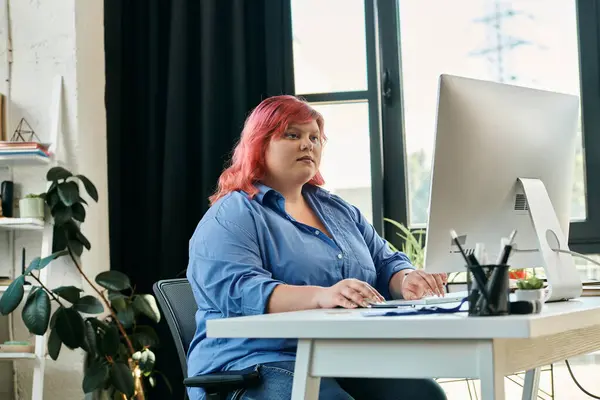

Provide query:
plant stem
left=66, top=248, right=135, bottom=355
left=29, top=272, right=67, bottom=308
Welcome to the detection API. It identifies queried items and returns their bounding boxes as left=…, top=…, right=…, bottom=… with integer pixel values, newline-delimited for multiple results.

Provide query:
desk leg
left=292, top=339, right=320, bottom=400
left=521, top=368, right=540, bottom=400
left=479, top=342, right=505, bottom=400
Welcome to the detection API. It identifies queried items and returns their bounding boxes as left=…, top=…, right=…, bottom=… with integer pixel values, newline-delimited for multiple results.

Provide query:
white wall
left=0, top=0, right=108, bottom=398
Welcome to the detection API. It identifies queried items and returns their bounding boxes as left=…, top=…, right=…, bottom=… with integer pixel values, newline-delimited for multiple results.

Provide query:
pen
left=496, top=230, right=517, bottom=265
left=450, top=230, right=471, bottom=266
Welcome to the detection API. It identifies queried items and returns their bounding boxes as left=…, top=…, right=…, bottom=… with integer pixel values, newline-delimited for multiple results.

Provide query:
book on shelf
left=0, top=141, right=50, bottom=157
left=0, top=276, right=12, bottom=286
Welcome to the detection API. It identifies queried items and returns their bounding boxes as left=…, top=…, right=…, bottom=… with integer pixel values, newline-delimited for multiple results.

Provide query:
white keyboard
left=373, top=290, right=469, bottom=307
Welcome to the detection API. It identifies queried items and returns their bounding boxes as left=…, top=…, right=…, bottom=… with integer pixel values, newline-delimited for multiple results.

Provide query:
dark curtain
left=104, top=1, right=294, bottom=398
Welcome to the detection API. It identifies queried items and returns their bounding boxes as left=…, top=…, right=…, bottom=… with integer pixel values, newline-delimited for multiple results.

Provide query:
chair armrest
left=183, top=367, right=261, bottom=394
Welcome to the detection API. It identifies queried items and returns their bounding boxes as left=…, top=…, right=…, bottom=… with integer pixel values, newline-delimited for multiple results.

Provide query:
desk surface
left=207, top=297, right=600, bottom=340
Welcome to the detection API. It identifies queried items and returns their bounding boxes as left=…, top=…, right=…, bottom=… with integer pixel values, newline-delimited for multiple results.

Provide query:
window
left=398, top=0, right=585, bottom=227
left=291, top=0, right=382, bottom=227
left=291, top=0, right=367, bottom=94
left=312, top=103, right=374, bottom=222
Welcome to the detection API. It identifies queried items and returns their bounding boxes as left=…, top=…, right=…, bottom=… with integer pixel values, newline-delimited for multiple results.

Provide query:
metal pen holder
left=467, top=264, right=510, bottom=316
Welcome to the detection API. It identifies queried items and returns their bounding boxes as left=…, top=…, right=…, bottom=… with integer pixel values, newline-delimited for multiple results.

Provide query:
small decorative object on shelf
left=10, top=117, right=41, bottom=143
left=0, top=180, right=14, bottom=217
left=18, top=193, right=45, bottom=219
left=515, top=275, right=546, bottom=302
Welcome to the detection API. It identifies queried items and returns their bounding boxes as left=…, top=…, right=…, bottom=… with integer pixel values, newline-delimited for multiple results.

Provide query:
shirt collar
left=253, top=182, right=278, bottom=205
left=252, top=182, right=330, bottom=205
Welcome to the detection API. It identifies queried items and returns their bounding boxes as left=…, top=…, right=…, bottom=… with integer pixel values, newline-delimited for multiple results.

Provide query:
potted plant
left=515, top=275, right=546, bottom=302
left=384, top=218, right=425, bottom=268
left=19, top=193, right=45, bottom=219
left=0, top=167, right=168, bottom=399
left=384, top=218, right=462, bottom=283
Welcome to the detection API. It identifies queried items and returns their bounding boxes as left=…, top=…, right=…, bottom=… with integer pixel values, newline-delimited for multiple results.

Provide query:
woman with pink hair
left=186, top=95, right=447, bottom=400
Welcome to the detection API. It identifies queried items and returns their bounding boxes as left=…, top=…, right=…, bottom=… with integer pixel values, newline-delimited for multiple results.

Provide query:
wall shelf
left=0, top=353, right=37, bottom=361
left=0, top=218, right=45, bottom=231
left=0, top=154, right=50, bottom=167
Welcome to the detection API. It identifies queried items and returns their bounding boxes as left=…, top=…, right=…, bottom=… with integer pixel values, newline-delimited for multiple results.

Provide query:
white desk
left=208, top=297, right=600, bottom=400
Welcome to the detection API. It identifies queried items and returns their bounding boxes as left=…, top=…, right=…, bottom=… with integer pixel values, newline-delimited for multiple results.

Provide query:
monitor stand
left=518, top=178, right=582, bottom=302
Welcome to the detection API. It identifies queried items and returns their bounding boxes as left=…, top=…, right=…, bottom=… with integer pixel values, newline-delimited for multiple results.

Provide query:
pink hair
left=209, top=95, right=326, bottom=205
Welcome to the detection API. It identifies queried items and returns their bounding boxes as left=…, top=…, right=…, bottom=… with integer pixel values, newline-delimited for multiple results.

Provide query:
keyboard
left=370, top=290, right=469, bottom=307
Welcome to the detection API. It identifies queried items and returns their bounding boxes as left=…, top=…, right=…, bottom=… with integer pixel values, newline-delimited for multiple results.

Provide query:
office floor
left=439, top=353, right=600, bottom=399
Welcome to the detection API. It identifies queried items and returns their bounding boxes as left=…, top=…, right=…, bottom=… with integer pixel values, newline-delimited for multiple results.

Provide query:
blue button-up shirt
left=186, top=183, right=414, bottom=389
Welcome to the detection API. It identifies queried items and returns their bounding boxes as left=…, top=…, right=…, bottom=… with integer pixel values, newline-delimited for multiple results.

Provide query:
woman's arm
left=267, top=285, right=322, bottom=313
left=188, top=216, right=383, bottom=315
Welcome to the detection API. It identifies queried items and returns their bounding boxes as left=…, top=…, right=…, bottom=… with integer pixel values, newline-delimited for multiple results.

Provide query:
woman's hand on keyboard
left=401, top=271, right=448, bottom=300
left=315, top=279, right=386, bottom=309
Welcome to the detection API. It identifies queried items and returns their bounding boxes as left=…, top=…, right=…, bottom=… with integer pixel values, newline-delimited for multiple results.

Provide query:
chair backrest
left=153, top=278, right=197, bottom=377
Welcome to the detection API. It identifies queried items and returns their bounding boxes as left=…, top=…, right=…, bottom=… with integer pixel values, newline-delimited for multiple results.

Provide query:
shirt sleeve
left=187, top=216, right=283, bottom=317
left=351, top=206, right=415, bottom=299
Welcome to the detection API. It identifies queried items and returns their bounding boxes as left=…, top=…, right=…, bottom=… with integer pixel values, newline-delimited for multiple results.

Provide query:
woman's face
left=263, top=119, right=322, bottom=188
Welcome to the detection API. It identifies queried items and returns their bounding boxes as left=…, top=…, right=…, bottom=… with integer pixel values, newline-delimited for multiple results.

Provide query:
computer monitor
left=423, top=74, right=582, bottom=301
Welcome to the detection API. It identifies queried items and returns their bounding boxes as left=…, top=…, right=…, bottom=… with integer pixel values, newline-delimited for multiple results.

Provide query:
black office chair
left=152, top=278, right=261, bottom=400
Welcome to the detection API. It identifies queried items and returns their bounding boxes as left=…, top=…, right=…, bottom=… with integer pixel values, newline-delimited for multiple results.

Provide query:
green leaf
left=83, top=358, right=109, bottom=393
left=46, top=189, right=60, bottom=208
left=48, top=328, right=62, bottom=360
left=24, top=257, right=41, bottom=274
left=132, top=295, right=161, bottom=323
left=53, top=286, right=83, bottom=304
left=76, top=230, right=91, bottom=251
left=117, top=307, right=135, bottom=329
left=25, top=251, right=68, bottom=274
left=46, top=166, right=72, bottom=181
left=108, top=290, right=127, bottom=301
left=111, top=297, right=127, bottom=312
left=0, top=276, right=25, bottom=315
left=22, top=287, right=51, bottom=335
left=78, top=196, right=88, bottom=206
left=130, top=325, right=160, bottom=349
left=50, top=308, right=60, bottom=329
left=52, top=226, right=68, bottom=253
left=81, top=320, right=98, bottom=357
left=110, top=362, right=134, bottom=398
left=100, top=324, right=120, bottom=357
left=52, top=203, right=73, bottom=225
left=55, top=307, right=85, bottom=349
left=87, top=317, right=109, bottom=333
left=71, top=202, right=86, bottom=222
left=95, top=271, right=131, bottom=291
left=74, top=295, right=104, bottom=314
left=68, top=240, right=84, bottom=257
left=76, top=175, right=99, bottom=202
left=139, top=349, right=155, bottom=373
left=57, top=181, right=79, bottom=206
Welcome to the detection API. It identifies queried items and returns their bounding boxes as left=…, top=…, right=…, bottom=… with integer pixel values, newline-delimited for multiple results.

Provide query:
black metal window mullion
left=570, top=0, right=600, bottom=254
left=371, top=0, right=409, bottom=250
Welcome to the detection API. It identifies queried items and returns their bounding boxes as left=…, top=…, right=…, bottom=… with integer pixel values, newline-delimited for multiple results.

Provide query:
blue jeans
left=226, top=361, right=447, bottom=400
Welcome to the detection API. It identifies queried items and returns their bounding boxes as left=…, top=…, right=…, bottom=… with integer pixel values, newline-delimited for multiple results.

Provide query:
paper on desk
left=361, top=298, right=468, bottom=317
